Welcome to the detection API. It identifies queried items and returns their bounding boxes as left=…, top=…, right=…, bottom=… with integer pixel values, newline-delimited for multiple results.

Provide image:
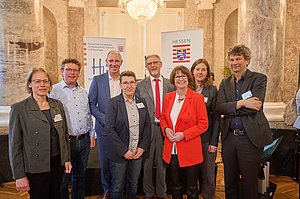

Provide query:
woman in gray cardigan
left=9, top=68, right=71, bottom=199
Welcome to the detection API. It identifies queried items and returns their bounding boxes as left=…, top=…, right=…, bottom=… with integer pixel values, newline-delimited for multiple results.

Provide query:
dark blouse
left=42, top=109, right=60, bottom=157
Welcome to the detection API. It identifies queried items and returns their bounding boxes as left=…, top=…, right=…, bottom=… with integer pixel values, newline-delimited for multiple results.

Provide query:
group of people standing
left=8, top=44, right=272, bottom=199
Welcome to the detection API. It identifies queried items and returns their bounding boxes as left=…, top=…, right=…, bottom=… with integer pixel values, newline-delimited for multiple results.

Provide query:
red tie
left=154, top=79, right=161, bottom=119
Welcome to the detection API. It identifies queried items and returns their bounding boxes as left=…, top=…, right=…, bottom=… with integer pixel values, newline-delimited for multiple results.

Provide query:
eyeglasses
left=146, top=61, right=161, bottom=66
left=121, top=81, right=136, bottom=86
left=64, top=68, right=80, bottom=73
left=31, top=79, right=51, bottom=85
left=174, top=75, right=188, bottom=80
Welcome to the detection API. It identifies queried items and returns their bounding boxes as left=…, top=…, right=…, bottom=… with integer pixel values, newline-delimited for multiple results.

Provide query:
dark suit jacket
left=105, top=93, right=151, bottom=163
left=201, top=85, right=220, bottom=146
left=136, top=76, right=175, bottom=139
left=216, top=69, right=273, bottom=148
left=9, top=96, right=70, bottom=180
left=88, top=72, right=110, bottom=136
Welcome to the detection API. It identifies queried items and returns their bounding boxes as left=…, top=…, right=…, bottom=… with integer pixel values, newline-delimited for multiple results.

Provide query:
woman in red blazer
left=160, top=65, right=208, bottom=199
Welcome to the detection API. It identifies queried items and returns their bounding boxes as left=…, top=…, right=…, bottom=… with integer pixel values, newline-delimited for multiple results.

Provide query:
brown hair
left=120, top=70, right=136, bottom=83
left=227, top=44, right=251, bottom=64
left=26, top=67, right=52, bottom=94
left=170, top=65, right=194, bottom=90
left=190, top=58, right=213, bottom=89
left=60, top=58, right=81, bottom=70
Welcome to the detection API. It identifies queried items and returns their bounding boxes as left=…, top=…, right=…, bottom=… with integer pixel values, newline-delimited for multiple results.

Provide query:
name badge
left=241, top=90, right=253, bottom=99
left=204, top=97, right=208, bottom=103
left=136, top=103, right=145, bottom=109
left=54, top=114, right=63, bottom=122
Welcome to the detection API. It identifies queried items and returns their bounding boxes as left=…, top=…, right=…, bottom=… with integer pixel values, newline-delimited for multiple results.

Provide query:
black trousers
left=26, top=155, right=64, bottom=199
left=168, top=154, right=200, bottom=199
left=222, top=132, right=263, bottom=199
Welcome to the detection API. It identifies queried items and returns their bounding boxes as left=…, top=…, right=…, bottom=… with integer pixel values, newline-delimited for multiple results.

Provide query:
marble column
left=197, top=7, right=214, bottom=68
left=238, top=0, right=286, bottom=102
left=0, top=0, right=45, bottom=106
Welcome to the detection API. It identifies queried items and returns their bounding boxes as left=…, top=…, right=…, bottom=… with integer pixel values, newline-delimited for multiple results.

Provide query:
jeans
left=110, top=158, right=143, bottom=199
left=61, top=135, right=90, bottom=199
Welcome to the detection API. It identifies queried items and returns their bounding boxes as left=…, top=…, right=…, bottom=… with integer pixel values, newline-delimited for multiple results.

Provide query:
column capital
left=195, top=0, right=216, bottom=10
left=68, top=0, right=87, bottom=8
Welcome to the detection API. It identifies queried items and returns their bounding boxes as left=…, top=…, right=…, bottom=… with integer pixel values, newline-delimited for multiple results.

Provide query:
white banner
left=83, top=36, right=126, bottom=90
left=161, top=29, right=204, bottom=78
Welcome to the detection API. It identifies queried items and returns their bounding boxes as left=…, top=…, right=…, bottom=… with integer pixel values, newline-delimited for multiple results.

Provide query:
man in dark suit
left=216, top=44, right=273, bottom=199
left=105, top=71, right=151, bottom=199
left=88, top=50, right=122, bottom=199
left=136, top=54, right=175, bottom=199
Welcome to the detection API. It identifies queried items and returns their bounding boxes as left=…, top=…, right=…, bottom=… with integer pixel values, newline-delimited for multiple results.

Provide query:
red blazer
left=160, top=88, right=208, bottom=167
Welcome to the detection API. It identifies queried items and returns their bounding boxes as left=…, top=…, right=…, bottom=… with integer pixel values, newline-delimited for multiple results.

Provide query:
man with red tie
left=136, top=54, right=175, bottom=199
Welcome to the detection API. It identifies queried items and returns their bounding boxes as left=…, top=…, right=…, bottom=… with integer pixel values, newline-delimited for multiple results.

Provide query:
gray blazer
left=216, top=69, right=273, bottom=148
left=136, top=76, right=175, bottom=139
left=9, top=96, right=70, bottom=180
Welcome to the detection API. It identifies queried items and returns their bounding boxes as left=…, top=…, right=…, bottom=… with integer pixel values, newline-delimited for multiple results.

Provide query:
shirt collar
left=150, top=75, right=163, bottom=82
left=123, top=94, right=136, bottom=103
left=59, top=80, right=80, bottom=89
left=108, top=73, right=120, bottom=81
left=234, top=70, right=247, bottom=81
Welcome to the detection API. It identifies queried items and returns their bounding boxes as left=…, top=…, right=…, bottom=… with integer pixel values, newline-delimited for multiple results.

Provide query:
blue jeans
left=110, top=158, right=142, bottom=199
left=61, top=135, right=90, bottom=199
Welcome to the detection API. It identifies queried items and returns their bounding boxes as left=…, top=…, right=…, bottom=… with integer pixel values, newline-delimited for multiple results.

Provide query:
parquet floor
left=0, top=150, right=298, bottom=199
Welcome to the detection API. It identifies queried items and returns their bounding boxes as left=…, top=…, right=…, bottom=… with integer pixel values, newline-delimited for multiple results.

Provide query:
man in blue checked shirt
left=50, top=58, right=96, bottom=199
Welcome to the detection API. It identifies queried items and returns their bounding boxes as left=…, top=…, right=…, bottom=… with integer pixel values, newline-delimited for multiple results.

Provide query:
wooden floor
left=1, top=150, right=298, bottom=199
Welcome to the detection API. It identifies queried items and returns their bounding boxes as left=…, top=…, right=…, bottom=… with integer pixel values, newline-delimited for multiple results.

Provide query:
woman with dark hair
left=190, top=59, right=220, bottom=199
left=160, top=65, right=208, bottom=199
left=9, top=68, right=71, bottom=199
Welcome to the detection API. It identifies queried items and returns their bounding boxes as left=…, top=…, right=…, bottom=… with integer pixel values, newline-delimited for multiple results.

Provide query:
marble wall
left=44, top=0, right=69, bottom=80
left=44, top=6, right=59, bottom=84
left=238, top=0, right=286, bottom=102
left=0, top=0, right=45, bottom=105
left=213, top=0, right=238, bottom=87
left=283, top=0, right=300, bottom=102
left=224, top=9, right=238, bottom=67
left=198, top=9, right=214, bottom=68
left=184, top=0, right=198, bottom=29
left=2, top=0, right=295, bottom=103
left=68, top=6, right=85, bottom=86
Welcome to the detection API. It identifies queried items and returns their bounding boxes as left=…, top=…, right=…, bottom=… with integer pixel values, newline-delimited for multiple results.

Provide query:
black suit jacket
left=201, top=85, right=220, bottom=146
left=216, top=69, right=273, bottom=148
left=105, top=93, right=151, bottom=163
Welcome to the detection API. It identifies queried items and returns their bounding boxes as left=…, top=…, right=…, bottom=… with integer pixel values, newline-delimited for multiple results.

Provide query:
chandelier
left=118, top=0, right=166, bottom=25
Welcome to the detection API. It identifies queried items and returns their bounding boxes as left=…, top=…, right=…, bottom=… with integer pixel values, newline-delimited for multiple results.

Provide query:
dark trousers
left=26, top=155, right=64, bottom=199
left=143, top=124, right=167, bottom=198
left=97, top=134, right=111, bottom=193
left=169, top=155, right=200, bottom=199
left=222, top=132, right=263, bottom=199
left=61, top=134, right=90, bottom=199
left=200, top=142, right=217, bottom=199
